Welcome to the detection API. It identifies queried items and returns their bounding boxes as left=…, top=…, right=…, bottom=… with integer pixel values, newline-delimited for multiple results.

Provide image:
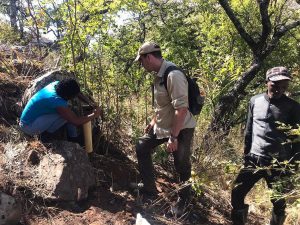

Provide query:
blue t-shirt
left=20, top=81, right=68, bottom=124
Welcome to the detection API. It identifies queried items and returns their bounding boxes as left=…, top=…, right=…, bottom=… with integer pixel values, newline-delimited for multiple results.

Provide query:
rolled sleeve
left=154, top=60, right=196, bottom=138
left=167, top=71, right=188, bottom=109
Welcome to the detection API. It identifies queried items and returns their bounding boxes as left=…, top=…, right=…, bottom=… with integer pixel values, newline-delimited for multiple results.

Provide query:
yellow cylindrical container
left=83, top=121, right=93, bottom=153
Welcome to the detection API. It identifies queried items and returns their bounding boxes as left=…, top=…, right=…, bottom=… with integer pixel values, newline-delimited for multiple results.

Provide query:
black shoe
left=129, top=182, right=158, bottom=196
left=40, top=131, right=54, bottom=143
left=138, top=188, right=159, bottom=204
left=140, top=186, right=158, bottom=196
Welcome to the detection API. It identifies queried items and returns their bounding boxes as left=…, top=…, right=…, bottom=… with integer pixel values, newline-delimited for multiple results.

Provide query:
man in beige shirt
left=135, top=42, right=196, bottom=213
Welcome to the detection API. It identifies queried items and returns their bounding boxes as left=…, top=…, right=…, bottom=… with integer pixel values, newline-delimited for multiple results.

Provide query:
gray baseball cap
left=266, top=66, right=291, bottom=81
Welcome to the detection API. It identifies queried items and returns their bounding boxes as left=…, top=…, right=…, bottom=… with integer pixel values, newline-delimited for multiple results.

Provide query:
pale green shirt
left=153, top=60, right=196, bottom=139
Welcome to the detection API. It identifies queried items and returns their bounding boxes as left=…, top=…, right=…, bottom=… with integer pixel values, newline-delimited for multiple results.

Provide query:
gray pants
left=136, top=127, right=194, bottom=195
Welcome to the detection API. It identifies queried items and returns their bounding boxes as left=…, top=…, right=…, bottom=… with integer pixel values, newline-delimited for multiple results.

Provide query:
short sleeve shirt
left=20, top=81, right=68, bottom=124
left=153, top=60, right=196, bottom=139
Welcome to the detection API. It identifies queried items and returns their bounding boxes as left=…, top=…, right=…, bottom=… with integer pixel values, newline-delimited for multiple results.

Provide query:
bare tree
left=9, top=0, right=18, bottom=30
left=208, top=0, right=300, bottom=134
left=26, top=0, right=41, bottom=53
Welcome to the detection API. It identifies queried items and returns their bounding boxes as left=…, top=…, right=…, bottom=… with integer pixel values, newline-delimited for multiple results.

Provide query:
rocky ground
left=0, top=124, right=236, bottom=225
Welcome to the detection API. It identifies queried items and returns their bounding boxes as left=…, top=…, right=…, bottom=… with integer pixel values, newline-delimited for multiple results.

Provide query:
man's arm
left=144, top=116, right=156, bottom=134
left=56, top=106, right=101, bottom=126
left=167, top=107, right=188, bottom=152
left=244, top=101, right=253, bottom=155
left=171, top=107, right=188, bottom=138
left=166, top=70, right=189, bottom=152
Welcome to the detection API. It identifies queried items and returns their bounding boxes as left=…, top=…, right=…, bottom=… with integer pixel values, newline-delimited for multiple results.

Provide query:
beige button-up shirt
left=153, top=60, right=196, bottom=139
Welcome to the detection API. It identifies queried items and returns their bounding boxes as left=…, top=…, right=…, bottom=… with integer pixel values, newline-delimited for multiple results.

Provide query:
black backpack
left=162, top=66, right=205, bottom=115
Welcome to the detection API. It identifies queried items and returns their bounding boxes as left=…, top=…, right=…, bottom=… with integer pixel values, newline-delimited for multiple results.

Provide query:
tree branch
left=264, top=19, right=300, bottom=55
left=207, top=1, right=300, bottom=139
left=80, top=9, right=109, bottom=22
left=290, top=91, right=300, bottom=97
left=218, top=0, right=257, bottom=49
left=258, top=0, right=272, bottom=44
left=275, top=20, right=300, bottom=37
left=210, top=61, right=261, bottom=132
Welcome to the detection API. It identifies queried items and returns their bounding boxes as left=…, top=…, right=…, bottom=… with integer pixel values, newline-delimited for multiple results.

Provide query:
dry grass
left=192, top=123, right=300, bottom=225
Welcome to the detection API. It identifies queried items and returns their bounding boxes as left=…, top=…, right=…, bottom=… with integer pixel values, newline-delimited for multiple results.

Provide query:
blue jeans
left=19, top=114, right=77, bottom=137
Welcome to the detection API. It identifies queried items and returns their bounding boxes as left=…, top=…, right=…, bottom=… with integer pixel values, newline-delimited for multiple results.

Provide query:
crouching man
left=19, top=78, right=101, bottom=142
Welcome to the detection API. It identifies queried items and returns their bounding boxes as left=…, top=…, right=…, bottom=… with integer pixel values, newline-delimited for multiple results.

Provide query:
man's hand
left=93, top=107, right=102, bottom=118
left=144, top=123, right=154, bottom=134
left=167, top=137, right=178, bottom=152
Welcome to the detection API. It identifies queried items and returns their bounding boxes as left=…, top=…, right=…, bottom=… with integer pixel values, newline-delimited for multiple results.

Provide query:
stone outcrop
left=21, top=69, right=74, bottom=107
left=0, top=75, right=27, bottom=124
left=0, top=192, right=22, bottom=225
left=2, top=140, right=95, bottom=202
left=0, top=69, right=73, bottom=125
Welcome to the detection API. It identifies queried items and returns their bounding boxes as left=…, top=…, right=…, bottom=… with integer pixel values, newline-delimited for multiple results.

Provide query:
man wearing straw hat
left=231, top=66, right=300, bottom=225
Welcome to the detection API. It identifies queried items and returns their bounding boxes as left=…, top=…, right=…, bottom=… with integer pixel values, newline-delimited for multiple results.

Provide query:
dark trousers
left=231, top=154, right=288, bottom=215
left=136, top=128, right=194, bottom=197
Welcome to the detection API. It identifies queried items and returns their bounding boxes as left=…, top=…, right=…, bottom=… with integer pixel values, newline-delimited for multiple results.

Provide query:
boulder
left=0, top=76, right=27, bottom=124
left=19, top=69, right=98, bottom=132
left=0, top=192, right=22, bottom=225
left=21, top=70, right=74, bottom=107
left=3, top=141, right=95, bottom=202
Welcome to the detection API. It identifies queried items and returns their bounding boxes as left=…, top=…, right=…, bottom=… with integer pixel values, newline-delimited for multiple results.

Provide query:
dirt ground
left=0, top=124, right=235, bottom=225
left=5, top=136, right=264, bottom=225
left=19, top=149, right=230, bottom=225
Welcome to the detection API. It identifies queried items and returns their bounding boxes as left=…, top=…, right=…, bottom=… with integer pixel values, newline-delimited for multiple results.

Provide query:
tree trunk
left=209, top=61, right=261, bottom=133
left=9, top=0, right=18, bottom=31
left=206, top=0, right=300, bottom=139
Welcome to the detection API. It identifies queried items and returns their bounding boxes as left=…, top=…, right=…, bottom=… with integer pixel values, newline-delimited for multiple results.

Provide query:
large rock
left=0, top=76, right=27, bottom=124
left=3, top=141, right=95, bottom=201
left=0, top=192, right=22, bottom=225
left=21, top=70, right=74, bottom=107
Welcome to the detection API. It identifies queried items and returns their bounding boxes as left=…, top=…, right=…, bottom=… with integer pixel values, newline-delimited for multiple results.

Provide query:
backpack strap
left=152, top=66, right=182, bottom=107
left=161, top=66, right=182, bottom=92
left=151, top=84, right=154, bottom=107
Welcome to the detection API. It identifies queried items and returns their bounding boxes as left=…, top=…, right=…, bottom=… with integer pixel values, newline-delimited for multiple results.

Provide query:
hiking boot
left=140, top=187, right=158, bottom=198
left=129, top=182, right=158, bottom=204
left=60, top=201, right=84, bottom=213
left=40, top=131, right=55, bottom=143
left=270, top=210, right=286, bottom=225
left=231, top=204, right=249, bottom=225
left=136, top=187, right=158, bottom=205
left=130, top=182, right=158, bottom=196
